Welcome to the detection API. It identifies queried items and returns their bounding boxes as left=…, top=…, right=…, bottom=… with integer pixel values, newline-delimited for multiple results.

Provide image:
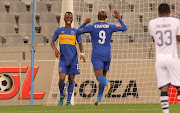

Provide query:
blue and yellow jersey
left=52, top=27, right=82, bottom=61
left=76, top=19, right=127, bottom=61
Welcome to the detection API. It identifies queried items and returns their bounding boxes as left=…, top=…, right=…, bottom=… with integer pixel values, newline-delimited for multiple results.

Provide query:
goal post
left=46, top=0, right=180, bottom=105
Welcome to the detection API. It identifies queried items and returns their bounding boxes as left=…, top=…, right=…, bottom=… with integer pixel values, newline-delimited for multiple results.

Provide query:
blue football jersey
left=76, top=19, right=127, bottom=61
left=52, top=27, right=82, bottom=61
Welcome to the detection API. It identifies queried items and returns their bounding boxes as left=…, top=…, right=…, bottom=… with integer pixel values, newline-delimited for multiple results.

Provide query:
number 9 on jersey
left=98, top=30, right=106, bottom=44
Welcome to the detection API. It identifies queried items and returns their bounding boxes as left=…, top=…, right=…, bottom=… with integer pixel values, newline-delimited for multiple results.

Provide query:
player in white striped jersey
left=149, top=3, right=180, bottom=113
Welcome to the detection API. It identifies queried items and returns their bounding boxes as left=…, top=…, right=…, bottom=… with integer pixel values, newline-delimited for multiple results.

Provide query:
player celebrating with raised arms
left=76, top=10, right=127, bottom=106
left=149, top=3, right=180, bottom=113
left=51, top=12, right=85, bottom=106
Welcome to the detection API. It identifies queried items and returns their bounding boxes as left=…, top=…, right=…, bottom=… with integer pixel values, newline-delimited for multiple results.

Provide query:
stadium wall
left=0, top=44, right=178, bottom=105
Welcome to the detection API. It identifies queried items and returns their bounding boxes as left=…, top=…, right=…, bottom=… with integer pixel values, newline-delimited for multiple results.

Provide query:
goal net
left=46, top=0, right=180, bottom=105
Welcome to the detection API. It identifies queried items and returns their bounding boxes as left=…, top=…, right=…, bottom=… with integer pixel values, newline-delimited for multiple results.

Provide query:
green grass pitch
left=0, top=104, right=179, bottom=113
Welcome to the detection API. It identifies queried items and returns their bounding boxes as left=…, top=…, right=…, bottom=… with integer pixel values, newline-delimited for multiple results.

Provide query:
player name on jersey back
left=156, top=24, right=171, bottom=28
left=94, top=24, right=109, bottom=28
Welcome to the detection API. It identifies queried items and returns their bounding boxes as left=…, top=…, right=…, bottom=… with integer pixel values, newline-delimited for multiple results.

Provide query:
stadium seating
left=19, top=13, right=33, bottom=24
left=1, top=0, right=19, bottom=6
left=0, top=1, right=7, bottom=13
left=5, top=34, right=24, bottom=44
left=51, top=1, right=62, bottom=17
left=28, top=34, right=45, bottom=44
left=40, top=23, right=58, bottom=43
left=74, top=1, right=89, bottom=13
left=0, top=37, right=3, bottom=45
left=39, top=12, right=58, bottom=25
left=21, top=0, right=40, bottom=6
left=9, top=1, right=27, bottom=16
left=0, top=13, right=18, bottom=28
left=18, top=24, right=33, bottom=42
left=30, top=1, right=48, bottom=17
left=0, top=24, right=16, bottom=37
left=0, top=0, right=177, bottom=45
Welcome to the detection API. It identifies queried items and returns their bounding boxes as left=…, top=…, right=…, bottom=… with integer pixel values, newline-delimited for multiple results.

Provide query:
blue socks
left=67, top=82, right=74, bottom=102
left=59, top=80, right=74, bottom=102
left=97, top=75, right=110, bottom=86
left=59, top=81, right=65, bottom=96
left=96, top=75, right=109, bottom=102
left=97, top=83, right=105, bottom=102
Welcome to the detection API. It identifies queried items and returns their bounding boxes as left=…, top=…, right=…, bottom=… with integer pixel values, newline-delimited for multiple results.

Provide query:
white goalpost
left=46, top=0, right=180, bottom=105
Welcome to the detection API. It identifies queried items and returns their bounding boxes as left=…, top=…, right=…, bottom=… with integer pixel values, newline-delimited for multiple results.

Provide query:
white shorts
left=156, top=59, right=180, bottom=89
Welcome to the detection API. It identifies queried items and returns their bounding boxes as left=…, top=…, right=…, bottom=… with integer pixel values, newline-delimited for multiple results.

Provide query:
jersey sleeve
left=76, top=35, right=82, bottom=43
left=110, top=19, right=127, bottom=32
left=177, top=20, right=180, bottom=36
left=76, top=23, right=93, bottom=35
left=52, top=28, right=60, bottom=41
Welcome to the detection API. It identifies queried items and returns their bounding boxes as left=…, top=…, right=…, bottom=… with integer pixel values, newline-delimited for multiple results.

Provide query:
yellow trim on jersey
left=58, top=34, right=76, bottom=45
left=98, top=20, right=105, bottom=22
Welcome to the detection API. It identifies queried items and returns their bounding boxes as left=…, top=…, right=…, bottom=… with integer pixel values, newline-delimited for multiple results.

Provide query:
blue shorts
left=59, top=57, right=80, bottom=75
left=91, top=59, right=110, bottom=72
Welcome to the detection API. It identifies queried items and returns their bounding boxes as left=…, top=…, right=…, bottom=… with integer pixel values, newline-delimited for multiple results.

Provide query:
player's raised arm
left=76, top=18, right=92, bottom=35
left=110, top=10, right=127, bottom=32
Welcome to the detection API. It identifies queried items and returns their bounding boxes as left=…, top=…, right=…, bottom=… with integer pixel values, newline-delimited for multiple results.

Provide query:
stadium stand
left=0, top=24, right=16, bottom=37
left=18, top=24, right=33, bottom=42
left=28, top=33, right=45, bottom=44
left=39, top=12, right=58, bottom=25
left=30, top=1, right=48, bottom=17
left=0, top=13, right=18, bottom=29
left=0, top=1, right=7, bottom=13
left=40, top=23, right=58, bottom=43
left=1, top=0, right=19, bottom=6
left=5, top=34, right=24, bottom=44
left=19, top=13, right=33, bottom=25
left=9, top=1, right=27, bottom=16
left=21, top=0, right=40, bottom=6
left=74, top=1, right=89, bottom=13
left=51, top=1, right=62, bottom=20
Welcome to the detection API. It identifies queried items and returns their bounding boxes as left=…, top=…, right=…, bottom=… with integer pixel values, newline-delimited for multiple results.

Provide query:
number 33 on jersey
left=149, top=17, right=180, bottom=60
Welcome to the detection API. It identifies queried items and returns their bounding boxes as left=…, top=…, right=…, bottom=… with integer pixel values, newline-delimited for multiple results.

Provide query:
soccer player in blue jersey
left=51, top=12, right=85, bottom=106
left=76, top=10, right=127, bottom=106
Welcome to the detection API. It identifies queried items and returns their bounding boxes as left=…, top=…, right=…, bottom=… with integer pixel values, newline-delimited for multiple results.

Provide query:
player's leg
left=95, top=70, right=109, bottom=86
left=95, top=71, right=106, bottom=106
left=177, top=87, right=180, bottom=102
left=160, top=85, right=169, bottom=113
left=92, top=60, right=110, bottom=86
left=66, top=57, right=80, bottom=106
left=104, top=61, right=113, bottom=97
left=156, top=61, right=170, bottom=113
left=58, top=73, right=66, bottom=106
left=168, top=59, right=180, bottom=103
left=58, top=61, right=68, bottom=106
left=66, top=75, right=75, bottom=106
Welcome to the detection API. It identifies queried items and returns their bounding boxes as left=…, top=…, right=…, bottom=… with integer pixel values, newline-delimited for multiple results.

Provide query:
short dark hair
left=158, top=3, right=170, bottom=14
left=64, top=12, right=73, bottom=17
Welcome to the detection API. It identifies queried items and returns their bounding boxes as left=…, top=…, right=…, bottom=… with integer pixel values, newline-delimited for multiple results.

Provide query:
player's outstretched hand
left=55, top=49, right=61, bottom=59
left=112, top=10, right=120, bottom=20
left=85, top=18, right=91, bottom=24
left=80, top=54, right=86, bottom=63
